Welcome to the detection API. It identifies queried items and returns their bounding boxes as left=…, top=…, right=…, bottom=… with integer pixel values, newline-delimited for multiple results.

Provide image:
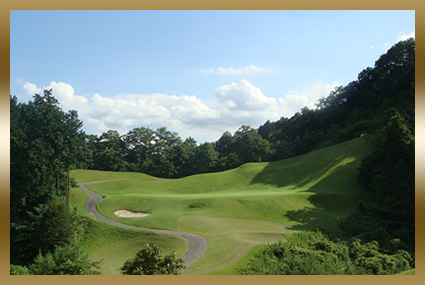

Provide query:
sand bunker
left=114, top=210, right=150, bottom=218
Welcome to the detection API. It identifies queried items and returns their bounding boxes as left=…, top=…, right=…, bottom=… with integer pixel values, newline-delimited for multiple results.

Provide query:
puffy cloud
left=49, top=82, right=88, bottom=108
left=23, top=81, right=88, bottom=110
left=398, top=30, right=415, bottom=41
left=21, top=81, right=222, bottom=141
left=201, top=65, right=268, bottom=76
left=22, top=82, right=42, bottom=96
left=213, top=79, right=281, bottom=126
left=279, top=81, right=340, bottom=117
left=21, top=79, right=338, bottom=142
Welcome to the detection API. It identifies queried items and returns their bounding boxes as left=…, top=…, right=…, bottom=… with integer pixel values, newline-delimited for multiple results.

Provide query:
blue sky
left=10, top=10, right=415, bottom=142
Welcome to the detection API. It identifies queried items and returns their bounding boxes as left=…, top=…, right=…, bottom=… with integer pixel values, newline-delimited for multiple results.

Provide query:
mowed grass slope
left=71, top=137, right=370, bottom=275
left=69, top=182, right=189, bottom=275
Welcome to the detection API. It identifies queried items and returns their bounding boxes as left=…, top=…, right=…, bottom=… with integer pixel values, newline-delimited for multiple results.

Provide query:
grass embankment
left=69, top=184, right=189, bottom=275
left=71, top=137, right=370, bottom=275
left=397, top=269, right=415, bottom=275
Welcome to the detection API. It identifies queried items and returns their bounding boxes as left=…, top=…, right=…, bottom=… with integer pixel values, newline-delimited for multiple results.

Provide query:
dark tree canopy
left=10, top=90, right=88, bottom=265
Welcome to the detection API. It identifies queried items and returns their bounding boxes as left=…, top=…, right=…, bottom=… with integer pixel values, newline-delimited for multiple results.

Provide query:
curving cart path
left=78, top=181, right=208, bottom=269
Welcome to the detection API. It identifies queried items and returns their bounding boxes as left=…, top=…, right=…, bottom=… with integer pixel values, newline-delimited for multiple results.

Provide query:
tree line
left=84, top=39, right=414, bottom=181
left=86, top=125, right=271, bottom=178
left=10, top=91, right=98, bottom=273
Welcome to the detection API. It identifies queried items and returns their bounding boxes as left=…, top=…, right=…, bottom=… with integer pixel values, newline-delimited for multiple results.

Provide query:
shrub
left=240, top=231, right=413, bottom=275
left=29, top=244, right=100, bottom=275
left=120, top=243, right=185, bottom=275
left=10, top=265, right=30, bottom=275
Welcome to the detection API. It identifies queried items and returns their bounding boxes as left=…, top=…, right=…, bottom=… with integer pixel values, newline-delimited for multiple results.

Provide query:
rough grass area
left=208, top=243, right=270, bottom=275
left=397, top=269, right=415, bottom=275
left=69, top=185, right=189, bottom=275
left=71, top=138, right=370, bottom=275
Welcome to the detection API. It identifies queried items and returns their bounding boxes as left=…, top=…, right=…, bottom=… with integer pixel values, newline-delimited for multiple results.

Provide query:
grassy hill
left=71, top=137, right=370, bottom=275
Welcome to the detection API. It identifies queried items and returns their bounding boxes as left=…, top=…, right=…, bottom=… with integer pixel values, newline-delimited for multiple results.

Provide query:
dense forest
left=10, top=38, right=415, bottom=274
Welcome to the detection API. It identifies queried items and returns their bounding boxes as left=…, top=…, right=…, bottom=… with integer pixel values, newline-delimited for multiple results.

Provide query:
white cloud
left=21, top=79, right=338, bottom=142
left=23, top=81, right=88, bottom=110
left=22, top=82, right=42, bottom=96
left=49, top=82, right=88, bottom=107
left=213, top=79, right=281, bottom=123
left=201, top=65, right=268, bottom=76
left=279, top=81, right=340, bottom=118
left=22, top=81, right=222, bottom=141
left=398, top=30, right=415, bottom=41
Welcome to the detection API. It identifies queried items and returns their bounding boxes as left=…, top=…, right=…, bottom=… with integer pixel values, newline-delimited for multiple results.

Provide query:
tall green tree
left=172, top=137, right=198, bottom=177
left=11, top=91, right=66, bottom=264
left=342, top=109, right=415, bottom=253
left=194, top=142, right=219, bottom=174
left=123, top=126, right=156, bottom=172
left=11, top=91, right=87, bottom=265
left=150, top=127, right=181, bottom=178
left=62, top=110, right=87, bottom=206
left=92, top=130, right=128, bottom=171
left=233, top=125, right=271, bottom=164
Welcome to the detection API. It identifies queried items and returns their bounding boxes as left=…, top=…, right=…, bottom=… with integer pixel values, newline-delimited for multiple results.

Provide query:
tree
left=120, top=244, right=185, bottom=275
left=27, top=199, right=84, bottom=256
left=194, top=142, right=219, bottom=174
left=11, top=91, right=67, bottom=265
left=28, top=244, right=100, bottom=275
left=150, top=127, right=181, bottom=178
left=123, top=126, right=156, bottom=172
left=215, top=131, right=240, bottom=170
left=172, top=137, right=198, bottom=177
left=11, top=91, right=64, bottom=216
left=92, top=130, right=128, bottom=171
left=359, top=109, right=414, bottom=203
left=10, top=91, right=87, bottom=265
left=233, top=125, right=271, bottom=164
left=344, top=108, right=415, bottom=253
left=62, top=110, right=87, bottom=206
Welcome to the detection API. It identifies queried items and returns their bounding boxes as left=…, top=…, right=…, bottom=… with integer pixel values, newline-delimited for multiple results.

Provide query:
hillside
left=71, top=137, right=370, bottom=274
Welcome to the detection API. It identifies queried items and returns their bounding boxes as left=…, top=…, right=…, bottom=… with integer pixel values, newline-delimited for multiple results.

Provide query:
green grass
left=71, top=137, right=370, bottom=275
left=69, top=185, right=189, bottom=275
left=208, top=243, right=271, bottom=275
left=396, top=269, right=415, bottom=275
left=89, top=233, right=188, bottom=275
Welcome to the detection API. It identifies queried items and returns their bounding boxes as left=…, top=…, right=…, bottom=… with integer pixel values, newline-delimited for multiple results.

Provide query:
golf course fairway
left=71, top=137, right=370, bottom=275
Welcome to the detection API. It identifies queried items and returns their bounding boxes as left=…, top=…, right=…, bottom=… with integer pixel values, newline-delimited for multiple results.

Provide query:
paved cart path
left=78, top=181, right=208, bottom=269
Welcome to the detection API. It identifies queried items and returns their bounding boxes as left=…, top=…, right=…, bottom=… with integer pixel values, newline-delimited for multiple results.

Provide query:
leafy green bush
left=10, top=265, right=30, bottom=275
left=29, top=244, right=100, bottom=275
left=11, top=243, right=100, bottom=275
left=12, top=198, right=87, bottom=266
left=27, top=199, right=85, bottom=255
left=120, top=243, right=185, bottom=275
left=239, top=231, right=412, bottom=275
left=349, top=239, right=413, bottom=274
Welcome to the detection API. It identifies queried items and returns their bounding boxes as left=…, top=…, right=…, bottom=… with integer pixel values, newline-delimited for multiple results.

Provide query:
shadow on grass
left=250, top=154, right=349, bottom=189
left=282, top=172, right=364, bottom=231
left=250, top=139, right=369, bottom=231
